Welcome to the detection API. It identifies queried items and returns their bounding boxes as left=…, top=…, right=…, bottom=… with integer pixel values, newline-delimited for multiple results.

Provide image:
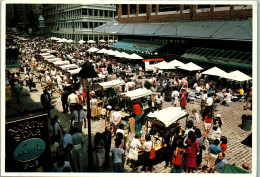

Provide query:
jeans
left=135, top=114, right=142, bottom=132
left=113, top=162, right=123, bottom=172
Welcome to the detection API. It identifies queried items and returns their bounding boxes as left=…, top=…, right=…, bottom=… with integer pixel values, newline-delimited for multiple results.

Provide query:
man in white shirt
left=171, top=87, right=179, bottom=107
left=130, top=132, right=143, bottom=172
left=202, top=93, right=214, bottom=120
left=154, top=93, right=163, bottom=110
left=116, top=124, right=125, bottom=136
left=111, top=106, right=122, bottom=135
left=67, top=90, right=79, bottom=113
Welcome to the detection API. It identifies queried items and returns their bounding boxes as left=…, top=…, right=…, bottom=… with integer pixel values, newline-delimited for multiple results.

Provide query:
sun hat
left=216, top=114, right=222, bottom=118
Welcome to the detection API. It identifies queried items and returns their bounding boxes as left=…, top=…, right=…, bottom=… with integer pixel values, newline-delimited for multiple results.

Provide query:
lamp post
left=78, top=61, right=98, bottom=172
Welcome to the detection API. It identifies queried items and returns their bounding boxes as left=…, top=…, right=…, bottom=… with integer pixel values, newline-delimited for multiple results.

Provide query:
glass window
left=122, top=4, right=128, bottom=15
left=139, top=4, right=147, bottom=14
left=197, top=5, right=211, bottom=9
left=183, top=5, right=190, bottom=10
left=82, top=22, right=88, bottom=28
left=215, top=5, right=230, bottom=8
left=89, top=22, right=93, bottom=28
left=82, top=9, right=88, bottom=15
left=152, top=5, right=156, bottom=12
left=159, top=5, right=180, bottom=12
left=130, top=4, right=136, bottom=14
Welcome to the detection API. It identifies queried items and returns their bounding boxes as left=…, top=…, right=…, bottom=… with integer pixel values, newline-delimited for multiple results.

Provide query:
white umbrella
left=78, top=40, right=86, bottom=44
left=57, top=38, right=67, bottom=43
left=115, top=52, right=126, bottom=58
left=154, top=61, right=168, bottom=68
left=87, top=40, right=96, bottom=44
left=157, top=62, right=176, bottom=70
left=87, top=47, right=100, bottom=53
left=40, top=53, right=51, bottom=56
left=202, top=66, right=228, bottom=77
left=66, top=39, right=73, bottom=43
left=99, top=39, right=106, bottom=43
left=168, top=59, right=185, bottom=67
left=225, top=70, right=252, bottom=81
left=108, top=39, right=114, bottom=43
left=107, top=50, right=116, bottom=55
left=128, top=53, right=144, bottom=60
left=178, top=62, right=203, bottom=71
left=97, top=48, right=108, bottom=54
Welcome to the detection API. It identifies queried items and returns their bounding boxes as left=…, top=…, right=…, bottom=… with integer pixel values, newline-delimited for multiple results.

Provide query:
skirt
left=209, top=153, right=218, bottom=166
left=91, top=105, right=98, bottom=117
left=96, top=149, right=105, bottom=166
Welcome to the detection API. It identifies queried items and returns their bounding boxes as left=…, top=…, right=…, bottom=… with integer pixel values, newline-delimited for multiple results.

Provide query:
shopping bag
left=128, top=148, right=138, bottom=161
left=149, top=148, right=156, bottom=159
left=172, top=148, right=182, bottom=166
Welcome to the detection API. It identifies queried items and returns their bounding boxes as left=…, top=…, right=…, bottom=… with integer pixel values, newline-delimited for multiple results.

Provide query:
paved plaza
left=7, top=68, right=252, bottom=173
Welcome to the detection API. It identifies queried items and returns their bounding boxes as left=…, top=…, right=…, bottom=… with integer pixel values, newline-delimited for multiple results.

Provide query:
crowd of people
left=5, top=36, right=252, bottom=173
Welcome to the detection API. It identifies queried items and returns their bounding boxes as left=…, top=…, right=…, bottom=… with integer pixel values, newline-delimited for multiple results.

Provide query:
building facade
left=43, top=4, right=57, bottom=34
left=53, top=4, right=117, bottom=41
left=116, top=4, right=252, bottom=22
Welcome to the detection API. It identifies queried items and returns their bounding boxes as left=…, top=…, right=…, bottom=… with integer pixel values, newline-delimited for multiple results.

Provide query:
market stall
left=53, top=60, right=70, bottom=66
left=59, top=64, right=79, bottom=71
left=45, top=58, right=61, bottom=63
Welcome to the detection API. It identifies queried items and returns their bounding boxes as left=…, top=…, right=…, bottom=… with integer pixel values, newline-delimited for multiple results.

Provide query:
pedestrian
left=62, top=127, right=72, bottom=149
left=172, top=139, right=184, bottom=173
left=180, top=88, right=187, bottom=110
left=220, top=136, right=228, bottom=152
left=203, top=113, right=213, bottom=142
left=111, top=106, right=122, bottom=136
left=102, top=126, right=112, bottom=169
left=71, top=127, right=84, bottom=172
left=195, top=128, right=205, bottom=170
left=5, top=81, right=12, bottom=106
left=90, top=95, right=98, bottom=120
left=129, top=132, right=143, bottom=172
left=154, top=92, right=163, bottom=110
left=190, top=109, right=200, bottom=124
left=208, top=139, right=222, bottom=166
left=206, top=152, right=228, bottom=173
left=184, top=131, right=200, bottom=173
left=40, top=88, right=51, bottom=118
left=70, top=104, right=87, bottom=133
left=202, top=92, right=214, bottom=119
left=132, top=101, right=142, bottom=132
left=171, top=87, right=179, bottom=107
left=211, top=114, right=223, bottom=140
left=67, top=90, right=79, bottom=114
left=164, top=129, right=175, bottom=168
left=142, top=135, right=154, bottom=172
left=94, top=132, right=105, bottom=172
left=111, top=138, right=125, bottom=172
left=52, top=155, right=72, bottom=172
left=61, top=88, right=70, bottom=113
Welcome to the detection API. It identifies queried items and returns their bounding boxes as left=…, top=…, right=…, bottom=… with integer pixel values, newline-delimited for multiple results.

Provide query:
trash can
left=241, top=114, right=252, bottom=131
left=164, top=90, right=172, bottom=102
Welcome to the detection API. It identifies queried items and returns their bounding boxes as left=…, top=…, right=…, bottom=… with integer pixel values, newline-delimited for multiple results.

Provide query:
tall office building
left=53, top=4, right=117, bottom=41
left=43, top=4, right=57, bottom=34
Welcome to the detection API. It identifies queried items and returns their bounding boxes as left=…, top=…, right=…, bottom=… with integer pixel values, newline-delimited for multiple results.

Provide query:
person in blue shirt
left=208, top=139, right=222, bottom=165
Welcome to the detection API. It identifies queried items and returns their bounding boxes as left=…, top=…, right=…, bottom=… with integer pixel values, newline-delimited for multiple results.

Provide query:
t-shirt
left=206, top=97, right=213, bottom=106
left=155, top=96, right=163, bottom=104
left=204, top=116, right=213, bottom=123
left=208, top=144, right=222, bottom=155
left=172, top=90, right=179, bottom=98
left=130, top=138, right=142, bottom=149
left=72, top=132, right=83, bottom=145
left=220, top=144, right=227, bottom=152
left=111, top=147, right=125, bottom=163
left=143, top=141, right=153, bottom=152
left=116, top=129, right=125, bottom=136
left=112, top=111, right=122, bottom=123
left=133, top=104, right=141, bottom=116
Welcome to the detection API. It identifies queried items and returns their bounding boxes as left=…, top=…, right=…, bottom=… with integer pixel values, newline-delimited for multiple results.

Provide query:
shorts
left=205, top=123, right=212, bottom=130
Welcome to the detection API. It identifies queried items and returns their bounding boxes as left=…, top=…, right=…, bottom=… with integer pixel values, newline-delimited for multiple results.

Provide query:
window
left=100, top=10, right=104, bottom=17
left=183, top=5, right=190, bottom=10
left=122, top=4, right=128, bottom=15
left=215, top=5, right=230, bottom=8
left=130, top=4, right=136, bottom=14
left=197, top=5, right=211, bottom=9
left=159, top=5, right=180, bottom=12
left=82, top=9, right=88, bottom=16
left=94, top=9, right=98, bottom=16
left=139, top=4, right=147, bottom=14
left=89, top=22, right=93, bottom=28
left=152, top=5, right=156, bottom=12
left=82, top=22, right=88, bottom=28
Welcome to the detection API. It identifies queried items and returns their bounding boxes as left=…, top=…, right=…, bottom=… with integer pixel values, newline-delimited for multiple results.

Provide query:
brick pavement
left=13, top=70, right=252, bottom=173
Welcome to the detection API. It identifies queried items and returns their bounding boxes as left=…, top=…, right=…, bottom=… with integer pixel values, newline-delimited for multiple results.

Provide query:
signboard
left=5, top=114, right=51, bottom=172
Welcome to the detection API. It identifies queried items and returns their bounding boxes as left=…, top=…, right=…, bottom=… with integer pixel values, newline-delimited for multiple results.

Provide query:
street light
left=78, top=61, right=98, bottom=172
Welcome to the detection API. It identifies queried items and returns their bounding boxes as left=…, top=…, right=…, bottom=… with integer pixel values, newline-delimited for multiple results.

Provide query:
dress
left=95, top=139, right=105, bottom=166
left=90, top=98, right=98, bottom=117
left=180, top=91, right=187, bottom=107
left=184, top=139, right=200, bottom=168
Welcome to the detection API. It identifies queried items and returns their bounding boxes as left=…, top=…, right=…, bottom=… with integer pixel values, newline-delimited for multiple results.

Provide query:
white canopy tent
left=201, top=66, right=228, bottom=77
left=57, top=38, right=68, bottom=43
left=59, top=64, right=79, bottom=70
left=147, top=107, right=188, bottom=127
left=225, top=70, right=252, bottom=81
left=48, top=50, right=57, bottom=53
left=168, top=59, right=185, bottom=67
left=99, top=39, right=106, bottom=43
left=66, top=39, right=73, bottom=43
left=153, top=61, right=167, bottom=68
left=178, top=62, right=203, bottom=71
left=45, top=58, right=62, bottom=63
left=128, top=53, right=144, bottom=60
left=96, top=48, right=108, bottom=54
left=87, top=40, right=96, bottom=44
left=98, top=79, right=125, bottom=89
left=78, top=40, right=86, bottom=44
left=53, top=61, right=70, bottom=66
left=108, top=39, right=114, bottom=43
left=155, top=61, right=176, bottom=70
left=40, top=53, right=51, bottom=56
left=87, top=47, right=100, bottom=53
left=43, top=55, right=56, bottom=59
left=40, top=49, right=49, bottom=52
left=67, top=68, right=82, bottom=75
left=121, top=88, right=152, bottom=100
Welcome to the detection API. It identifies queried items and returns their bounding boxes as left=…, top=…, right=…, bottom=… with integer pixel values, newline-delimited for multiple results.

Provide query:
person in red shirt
left=220, top=136, right=227, bottom=152
left=203, top=114, right=213, bottom=142
left=132, top=101, right=142, bottom=132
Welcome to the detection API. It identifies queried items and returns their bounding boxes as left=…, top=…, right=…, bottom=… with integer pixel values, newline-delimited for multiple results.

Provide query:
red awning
left=142, top=58, right=165, bottom=62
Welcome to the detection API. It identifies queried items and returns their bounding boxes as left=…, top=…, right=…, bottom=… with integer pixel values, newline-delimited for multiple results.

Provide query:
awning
left=53, top=61, right=70, bottom=66
left=94, top=18, right=252, bottom=41
left=45, top=58, right=62, bottom=63
left=40, top=53, right=51, bottom=56
left=147, top=107, right=188, bottom=127
left=180, top=47, right=252, bottom=70
left=121, top=88, right=152, bottom=100
left=43, top=55, right=56, bottom=59
left=142, top=58, right=165, bottom=62
left=98, top=79, right=125, bottom=89
left=59, top=64, right=78, bottom=70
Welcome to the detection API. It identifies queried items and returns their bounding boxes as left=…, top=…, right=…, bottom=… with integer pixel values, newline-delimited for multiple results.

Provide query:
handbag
left=172, top=148, right=182, bottom=166
left=149, top=142, right=156, bottom=160
left=128, top=147, right=138, bottom=161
